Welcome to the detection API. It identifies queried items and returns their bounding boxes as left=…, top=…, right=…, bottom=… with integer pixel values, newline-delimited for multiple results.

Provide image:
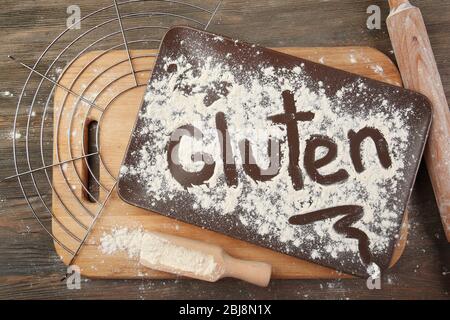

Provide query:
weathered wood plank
left=0, top=0, right=449, bottom=299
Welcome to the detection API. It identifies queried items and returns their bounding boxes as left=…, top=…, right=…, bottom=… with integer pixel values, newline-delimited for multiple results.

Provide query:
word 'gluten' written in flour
left=167, top=90, right=392, bottom=190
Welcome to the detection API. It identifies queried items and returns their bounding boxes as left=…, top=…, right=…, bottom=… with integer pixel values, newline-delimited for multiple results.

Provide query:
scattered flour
left=8, top=130, right=21, bottom=140
left=99, top=227, right=144, bottom=258
left=0, top=91, right=13, bottom=98
left=367, top=262, right=381, bottom=279
left=370, top=64, right=384, bottom=75
left=55, top=67, right=64, bottom=75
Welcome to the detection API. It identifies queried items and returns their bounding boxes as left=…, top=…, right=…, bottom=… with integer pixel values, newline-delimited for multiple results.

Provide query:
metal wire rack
left=2, top=0, right=222, bottom=274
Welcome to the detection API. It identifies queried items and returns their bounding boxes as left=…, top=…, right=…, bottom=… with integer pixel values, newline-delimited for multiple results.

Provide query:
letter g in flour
left=167, top=125, right=216, bottom=188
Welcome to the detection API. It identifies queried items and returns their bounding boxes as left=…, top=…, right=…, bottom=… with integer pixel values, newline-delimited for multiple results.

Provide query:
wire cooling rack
left=2, top=0, right=222, bottom=273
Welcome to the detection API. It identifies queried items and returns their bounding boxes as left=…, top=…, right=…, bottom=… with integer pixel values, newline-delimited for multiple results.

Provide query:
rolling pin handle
left=388, top=0, right=410, bottom=9
left=223, top=255, right=272, bottom=287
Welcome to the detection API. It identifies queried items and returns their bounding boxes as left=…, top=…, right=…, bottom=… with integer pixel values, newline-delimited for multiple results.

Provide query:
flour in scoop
left=140, top=233, right=219, bottom=277
left=99, top=228, right=219, bottom=277
left=99, top=227, right=144, bottom=258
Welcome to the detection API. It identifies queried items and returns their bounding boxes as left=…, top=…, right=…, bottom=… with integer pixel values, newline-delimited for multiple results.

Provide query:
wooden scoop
left=139, top=231, right=272, bottom=287
left=387, top=0, right=450, bottom=241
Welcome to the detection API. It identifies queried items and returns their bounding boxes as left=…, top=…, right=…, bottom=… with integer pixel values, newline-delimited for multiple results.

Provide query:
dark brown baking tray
left=117, top=26, right=432, bottom=277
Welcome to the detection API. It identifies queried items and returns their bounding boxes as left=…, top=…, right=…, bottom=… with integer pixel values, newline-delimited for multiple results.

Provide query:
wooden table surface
left=0, top=0, right=449, bottom=300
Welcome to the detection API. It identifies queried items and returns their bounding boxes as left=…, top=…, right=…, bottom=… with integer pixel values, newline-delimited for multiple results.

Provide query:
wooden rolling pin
left=387, top=0, right=450, bottom=241
left=139, top=231, right=272, bottom=287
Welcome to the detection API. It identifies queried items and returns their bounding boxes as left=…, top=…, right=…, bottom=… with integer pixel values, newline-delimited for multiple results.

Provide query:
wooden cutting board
left=52, top=47, right=408, bottom=279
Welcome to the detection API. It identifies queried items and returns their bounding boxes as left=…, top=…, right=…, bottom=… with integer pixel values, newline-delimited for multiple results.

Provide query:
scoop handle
left=223, top=255, right=272, bottom=287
